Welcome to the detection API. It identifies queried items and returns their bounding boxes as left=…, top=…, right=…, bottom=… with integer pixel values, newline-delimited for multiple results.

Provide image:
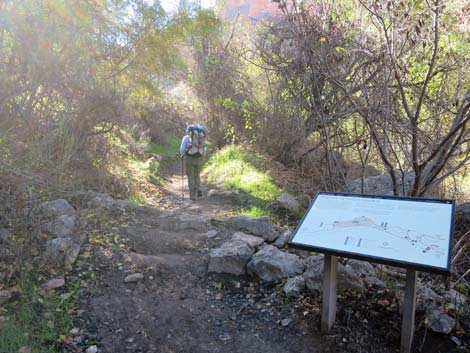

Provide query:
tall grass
left=204, top=145, right=282, bottom=204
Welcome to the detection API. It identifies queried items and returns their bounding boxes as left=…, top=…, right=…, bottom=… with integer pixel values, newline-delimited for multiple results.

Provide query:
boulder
left=45, top=214, right=76, bottom=238
left=208, top=240, right=255, bottom=275
left=45, top=237, right=74, bottom=256
left=303, top=255, right=366, bottom=293
left=37, top=199, right=76, bottom=218
left=273, top=230, right=292, bottom=248
left=177, top=214, right=208, bottom=232
left=230, top=215, right=278, bottom=242
left=87, top=193, right=116, bottom=209
left=276, top=193, right=300, bottom=213
left=231, top=232, right=265, bottom=249
left=425, top=309, right=456, bottom=334
left=284, top=276, right=306, bottom=298
left=247, top=245, right=305, bottom=282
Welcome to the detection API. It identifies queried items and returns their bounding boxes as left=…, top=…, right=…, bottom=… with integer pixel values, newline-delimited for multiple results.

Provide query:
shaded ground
left=69, top=162, right=466, bottom=353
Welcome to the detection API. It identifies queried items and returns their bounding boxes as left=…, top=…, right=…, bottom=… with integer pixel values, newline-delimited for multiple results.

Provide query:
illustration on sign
left=289, top=193, right=454, bottom=272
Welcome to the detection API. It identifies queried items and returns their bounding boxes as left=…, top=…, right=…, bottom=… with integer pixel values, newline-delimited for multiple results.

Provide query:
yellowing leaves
left=319, top=37, right=327, bottom=42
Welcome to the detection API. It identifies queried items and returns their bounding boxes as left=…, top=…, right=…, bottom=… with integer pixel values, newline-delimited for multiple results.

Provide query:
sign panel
left=288, top=192, right=455, bottom=273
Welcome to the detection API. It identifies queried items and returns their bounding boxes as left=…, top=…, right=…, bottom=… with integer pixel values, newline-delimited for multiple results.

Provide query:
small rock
left=69, top=327, right=80, bottom=335
left=86, top=346, right=98, bottom=353
left=276, top=193, right=300, bottom=213
left=0, top=228, right=12, bottom=243
left=284, top=276, right=306, bottom=298
left=42, top=277, right=65, bottom=290
left=273, top=230, right=292, bottom=248
left=125, top=337, right=135, bottom=343
left=18, top=347, right=32, bottom=353
left=425, top=309, right=456, bottom=334
left=206, top=230, right=218, bottom=238
left=124, top=273, right=144, bottom=283
left=280, top=318, right=292, bottom=327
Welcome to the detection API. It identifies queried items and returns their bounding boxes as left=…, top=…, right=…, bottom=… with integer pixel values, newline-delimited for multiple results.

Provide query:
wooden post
left=401, top=270, right=418, bottom=353
left=321, top=254, right=338, bottom=333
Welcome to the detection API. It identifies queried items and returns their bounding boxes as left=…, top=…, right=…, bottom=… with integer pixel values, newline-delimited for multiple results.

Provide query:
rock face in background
left=208, top=240, right=255, bottom=275
left=347, top=172, right=415, bottom=195
left=247, top=245, right=305, bottom=282
left=230, top=215, right=278, bottom=242
left=222, top=0, right=281, bottom=20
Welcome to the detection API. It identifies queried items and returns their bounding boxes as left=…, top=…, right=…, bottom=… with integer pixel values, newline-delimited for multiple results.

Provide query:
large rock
left=230, top=215, right=278, bottom=242
left=347, top=172, right=415, bottom=195
left=231, top=232, right=265, bottom=249
left=247, top=245, right=305, bottom=282
left=45, top=237, right=74, bottom=255
left=208, top=240, right=255, bottom=275
left=177, top=214, right=208, bottom=232
left=276, top=193, right=300, bottom=213
left=347, top=259, right=376, bottom=277
left=38, top=199, right=77, bottom=237
left=38, top=199, right=76, bottom=218
left=303, top=255, right=366, bottom=293
left=425, top=309, right=456, bottom=334
left=45, top=214, right=76, bottom=238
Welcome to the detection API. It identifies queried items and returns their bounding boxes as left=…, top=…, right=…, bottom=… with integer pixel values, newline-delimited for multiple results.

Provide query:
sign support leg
left=321, top=254, right=338, bottom=333
left=401, top=270, right=418, bottom=353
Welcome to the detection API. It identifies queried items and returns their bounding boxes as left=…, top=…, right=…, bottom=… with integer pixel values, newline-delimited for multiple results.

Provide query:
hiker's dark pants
left=185, top=155, right=204, bottom=198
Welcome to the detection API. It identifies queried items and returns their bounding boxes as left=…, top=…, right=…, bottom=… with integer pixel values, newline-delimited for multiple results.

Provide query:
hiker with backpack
left=180, top=124, right=207, bottom=201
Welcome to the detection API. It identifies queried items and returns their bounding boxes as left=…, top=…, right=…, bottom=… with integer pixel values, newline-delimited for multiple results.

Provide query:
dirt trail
left=74, top=161, right=338, bottom=353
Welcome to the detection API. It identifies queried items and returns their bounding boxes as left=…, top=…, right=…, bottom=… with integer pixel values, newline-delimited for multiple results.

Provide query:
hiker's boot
left=197, top=190, right=203, bottom=197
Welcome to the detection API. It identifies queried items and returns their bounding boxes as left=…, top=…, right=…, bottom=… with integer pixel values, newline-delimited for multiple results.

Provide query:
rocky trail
left=34, top=161, right=468, bottom=353
left=69, top=165, right=332, bottom=353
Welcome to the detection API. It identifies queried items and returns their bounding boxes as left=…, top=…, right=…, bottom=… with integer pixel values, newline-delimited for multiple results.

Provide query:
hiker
left=180, top=124, right=206, bottom=200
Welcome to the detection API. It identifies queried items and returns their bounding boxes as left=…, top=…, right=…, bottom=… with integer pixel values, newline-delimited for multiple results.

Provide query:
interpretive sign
left=289, top=192, right=455, bottom=273
left=288, top=192, right=455, bottom=353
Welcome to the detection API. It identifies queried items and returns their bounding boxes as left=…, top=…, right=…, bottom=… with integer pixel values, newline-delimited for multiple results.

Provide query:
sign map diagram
left=290, top=193, right=454, bottom=271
